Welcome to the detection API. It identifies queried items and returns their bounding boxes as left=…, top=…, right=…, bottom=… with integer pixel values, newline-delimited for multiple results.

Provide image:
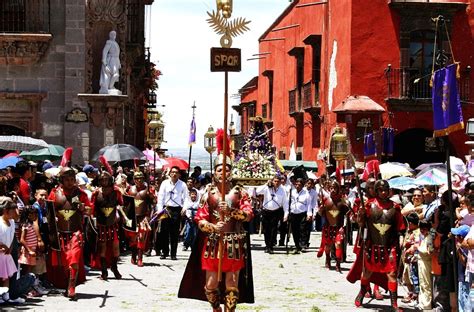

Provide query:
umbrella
left=2, top=152, right=19, bottom=158
left=414, top=162, right=444, bottom=172
left=379, top=162, right=413, bottom=180
left=0, top=156, right=22, bottom=169
left=19, top=144, right=66, bottom=161
left=388, top=176, right=417, bottom=190
left=92, top=144, right=146, bottom=163
left=163, top=157, right=189, bottom=170
left=414, top=168, right=447, bottom=186
left=0, top=135, right=49, bottom=151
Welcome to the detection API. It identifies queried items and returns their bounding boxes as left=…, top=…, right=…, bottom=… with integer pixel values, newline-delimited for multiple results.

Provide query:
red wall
left=237, top=0, right=474, bottom=163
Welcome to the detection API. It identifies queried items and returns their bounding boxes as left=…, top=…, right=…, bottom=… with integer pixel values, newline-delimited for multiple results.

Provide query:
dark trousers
left=290, top=212, right=307, bottom=250
left=157, top=206, right=182, bottom=257
left=262, top=209, right=280, bottom=249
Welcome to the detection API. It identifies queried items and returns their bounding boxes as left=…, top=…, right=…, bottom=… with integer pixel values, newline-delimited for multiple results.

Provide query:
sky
left=147, top=0, right=290, bottom=150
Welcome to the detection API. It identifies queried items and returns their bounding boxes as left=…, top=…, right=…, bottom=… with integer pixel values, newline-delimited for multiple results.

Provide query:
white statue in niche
left=99, top=30, right=121, bottom=95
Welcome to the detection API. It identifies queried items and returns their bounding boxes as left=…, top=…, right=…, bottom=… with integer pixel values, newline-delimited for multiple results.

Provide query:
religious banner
left=363, top=132, right=376, bottom=160
left=432, top=63, right=464, bottom=137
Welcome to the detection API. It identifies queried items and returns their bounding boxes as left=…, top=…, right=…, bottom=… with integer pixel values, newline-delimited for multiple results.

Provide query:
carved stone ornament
left=66, top=108, right=89, bottom=123
left=0, top=34, right=52, bottom=65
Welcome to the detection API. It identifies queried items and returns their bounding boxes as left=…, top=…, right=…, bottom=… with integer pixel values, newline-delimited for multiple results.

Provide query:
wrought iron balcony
left=0, top=0, right=50, bottom=33
left=385, top=66, right=470, bottom=102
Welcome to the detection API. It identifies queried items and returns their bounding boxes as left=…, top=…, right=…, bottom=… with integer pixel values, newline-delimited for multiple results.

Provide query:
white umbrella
left=379, top=162, right=413, bottom=180
left=0, top=135, right=49, bottom=151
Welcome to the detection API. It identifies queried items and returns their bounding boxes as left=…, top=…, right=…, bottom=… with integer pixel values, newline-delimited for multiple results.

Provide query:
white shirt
left=156, top=178, right=189, bottom=213
left=0, top=219, right=15, bottom=248
left=184, top=197, right=200, bottom=220
left=285, top=188, right=312, bottom=218
left=305, top=187, right=319, bottom=215
left=255, top=184, right=288, bottom=212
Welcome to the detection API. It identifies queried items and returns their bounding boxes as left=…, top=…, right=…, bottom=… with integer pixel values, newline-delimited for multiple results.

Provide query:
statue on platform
left=99, top=30, right=121, bottom=95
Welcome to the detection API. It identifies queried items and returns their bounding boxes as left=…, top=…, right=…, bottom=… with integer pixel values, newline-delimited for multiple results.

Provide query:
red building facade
left=235, top=0, right=474, bottom=169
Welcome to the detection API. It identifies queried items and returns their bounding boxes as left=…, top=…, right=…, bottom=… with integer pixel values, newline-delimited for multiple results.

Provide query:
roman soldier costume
left=127, top=171, right=154, bottom=267
left=91, top=171, right=123, bottom=280
left=178, top=154, right=255, bottom=312
left=317, top=180, right=349, bottom=272
left=347, top=179, right=405, bottom=311
left=47, top=167, right=91, bottom=300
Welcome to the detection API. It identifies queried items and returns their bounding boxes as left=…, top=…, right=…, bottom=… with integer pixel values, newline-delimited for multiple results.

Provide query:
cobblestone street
left=1, top=232, right=413, bottom=311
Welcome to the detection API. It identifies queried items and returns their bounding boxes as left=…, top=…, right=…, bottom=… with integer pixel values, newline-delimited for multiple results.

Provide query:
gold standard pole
left=218, top=70, right=229, bottom=282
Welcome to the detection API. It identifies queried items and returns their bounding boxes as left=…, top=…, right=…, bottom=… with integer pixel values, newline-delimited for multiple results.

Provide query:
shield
left=122, top=195, right=137, bottom=231
left=0, top=135, right=49, bottom=151
left=19, top=144, right=66, bottom=161
left=45, top=200, right=60, bottom=251
left=92, top=144, right=146, bottom=163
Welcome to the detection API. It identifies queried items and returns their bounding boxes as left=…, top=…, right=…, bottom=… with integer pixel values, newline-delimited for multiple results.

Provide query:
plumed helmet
left=366, top=177, right=376, bottom=187
left=99, top=171, right=114, bottom=185
left=133, top=171, right=145, bottom=179
left=213, top=153, right=232, bottom=169
left=59, top=167, right=76, bottom=178
left=374, top=179, right=390, bottom=192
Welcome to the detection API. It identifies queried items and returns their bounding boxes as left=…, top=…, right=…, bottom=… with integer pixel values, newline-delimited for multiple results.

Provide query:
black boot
left=111, top=257, right=122, bottom=279
left=100, top=257, right=108, bottom=280
left=131, top=248, right=137, bottom=265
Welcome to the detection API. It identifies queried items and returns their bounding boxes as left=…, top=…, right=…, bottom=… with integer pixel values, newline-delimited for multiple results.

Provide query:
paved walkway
left=2, top=232, right=411, bottom=311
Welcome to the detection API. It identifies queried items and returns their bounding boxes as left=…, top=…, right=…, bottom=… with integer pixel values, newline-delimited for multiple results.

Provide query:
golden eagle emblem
left=134, top=199, right=144, bottom=207
left=328, top=210, right=340, bottom=218
left=101, top=207, right=115, bottom=217
left=58, top=209, right=76, bottom=221
left=373, top=223, right=391, bottom=236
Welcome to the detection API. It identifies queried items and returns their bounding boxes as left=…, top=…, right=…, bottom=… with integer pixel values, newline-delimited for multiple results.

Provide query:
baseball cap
left=83, top=164, right=98, bottom=174
left=451, top=224, right=470, bottom=238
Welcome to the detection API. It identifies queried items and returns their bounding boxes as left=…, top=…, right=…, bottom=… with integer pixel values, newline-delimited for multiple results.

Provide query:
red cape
left=178, top=230, right=254, bottom=303
left=346, top=245, right=388, bottom=291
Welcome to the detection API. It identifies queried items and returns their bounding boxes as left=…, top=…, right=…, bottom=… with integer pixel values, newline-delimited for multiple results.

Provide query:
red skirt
left=364, top=244, right=398, bottom=273
left=201, top=233, right=246, bottom=272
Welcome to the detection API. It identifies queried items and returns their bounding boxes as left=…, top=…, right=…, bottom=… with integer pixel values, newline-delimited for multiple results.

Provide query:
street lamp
left=204, top=125, right=216, bottom=173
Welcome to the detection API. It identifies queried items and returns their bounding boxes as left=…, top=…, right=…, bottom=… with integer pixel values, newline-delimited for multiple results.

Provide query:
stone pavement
left=2, top=232, right=411, bottom=311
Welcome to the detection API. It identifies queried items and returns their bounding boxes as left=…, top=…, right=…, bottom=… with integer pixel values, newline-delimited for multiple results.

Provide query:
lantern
left=204, top=126, right=216, bottom=173
left=330, top=125, right=349, bottom=161
left=148, top=90, right=157, bottom=104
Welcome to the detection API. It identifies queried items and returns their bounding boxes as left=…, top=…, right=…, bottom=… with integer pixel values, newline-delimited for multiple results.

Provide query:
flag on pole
left=188, top=117, right=196, bottom=145
left=381, top=128, right=394, bottom=157
left=363, top=132, right=376, bottom=160
left=432, top=63, right=464, bottom=137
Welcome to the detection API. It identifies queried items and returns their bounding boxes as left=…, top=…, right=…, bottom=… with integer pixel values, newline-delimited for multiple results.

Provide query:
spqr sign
left=210, top=47, right=241, bottom=72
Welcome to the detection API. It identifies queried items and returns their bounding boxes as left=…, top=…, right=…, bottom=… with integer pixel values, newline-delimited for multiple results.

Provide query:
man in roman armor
left=178, top=154, right=255, bottom=312
left=91, top=171, right=124, bottom=280
left=347, top=179, right=405, bottom=311
left=317, top=180, right=349, bottom=272
left=47, top=167, right=92, bottom=300
left=127, top=171, right=155, bottom=267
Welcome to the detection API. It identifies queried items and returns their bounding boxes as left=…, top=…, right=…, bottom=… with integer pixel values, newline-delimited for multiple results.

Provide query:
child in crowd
left=18, top=207, right=40, bottom=274
left=402, top=213, right=420, bottom=306
left=416, top=220, right=433, bottom=310
left=458, top=195, right=474, bottom=227
left=182, top=188, right=199, bottom=251
left=0, top=197, right=19, bottom=303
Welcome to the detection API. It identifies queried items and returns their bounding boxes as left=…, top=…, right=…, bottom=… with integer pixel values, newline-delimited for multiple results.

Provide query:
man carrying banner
left=178, top=154, right=254, bottom=312
left=47, top=167, right=92, bottom=300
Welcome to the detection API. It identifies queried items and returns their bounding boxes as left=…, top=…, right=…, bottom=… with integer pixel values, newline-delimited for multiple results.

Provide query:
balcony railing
left=385, top=66, right=470, bottom=101
left=0, top=0, right=50, bottom=33
left=289, top=89, right=297, bottom=115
